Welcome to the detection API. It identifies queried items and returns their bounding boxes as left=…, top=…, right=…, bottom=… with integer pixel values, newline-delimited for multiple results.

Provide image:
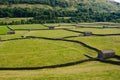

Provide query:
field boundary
left=0, top=56, right=119, bottom=70
left=63, top=28, right=120, bottom=37
left=0, top=27, right=120, bottom=70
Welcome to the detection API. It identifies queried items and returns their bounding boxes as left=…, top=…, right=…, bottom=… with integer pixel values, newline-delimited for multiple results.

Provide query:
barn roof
left=100, top=50, right=115, bottom=54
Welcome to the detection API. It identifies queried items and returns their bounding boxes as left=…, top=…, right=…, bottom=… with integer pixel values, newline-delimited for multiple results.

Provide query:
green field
left=0, top=26, right=10, bottom=35
left=0, top=23, right=120, bottom=80
left=9, top=24, right=48, bottom=30
left=76, top=22, right=120, bottom=28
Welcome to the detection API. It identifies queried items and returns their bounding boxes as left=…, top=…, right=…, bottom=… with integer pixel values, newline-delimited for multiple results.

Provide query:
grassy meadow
left=9, top=24, right=48, bottom=30
left=0, top=26, right=10, bottom=35
left=0, top=23, right=120, bottom=80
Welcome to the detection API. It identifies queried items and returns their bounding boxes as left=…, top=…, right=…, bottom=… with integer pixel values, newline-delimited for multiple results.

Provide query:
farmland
left=0, top=23, right=120, bottom=80
left=0, top=26, right=10, bottom=34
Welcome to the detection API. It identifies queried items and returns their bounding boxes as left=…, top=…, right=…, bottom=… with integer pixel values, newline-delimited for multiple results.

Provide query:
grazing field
left=0, top=23, right=120, bottom=80
left=71, top=28, right=120, bottom=34
left=0, top=26, right=10, bottom=35
left=9, top=24, right=48, bottom=30
left=76, top=22, right=120, bottom=28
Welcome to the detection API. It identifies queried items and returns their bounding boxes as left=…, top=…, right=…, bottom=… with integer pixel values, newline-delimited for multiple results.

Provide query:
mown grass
left=0, top=23, right=120, bottom=80
left=71, top=28, right=120, bottom=34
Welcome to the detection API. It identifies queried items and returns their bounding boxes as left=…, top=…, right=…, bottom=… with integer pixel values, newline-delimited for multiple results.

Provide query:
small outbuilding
left=80, top=26, right=84, bottom=28
left=103, top=25, right=108, bottom=28
left=75, top=26, right=84, bottom=28
left=21, top=35, right=25, bottom=38
left=7, top=31, right=15, bottom=34
left=58, top=24, right=61, bottom=27
left=49, top=26, right=55, bottom=30
left=83, top=31, right=92, bottom=36
left=97, top=50, right=115, bottom=59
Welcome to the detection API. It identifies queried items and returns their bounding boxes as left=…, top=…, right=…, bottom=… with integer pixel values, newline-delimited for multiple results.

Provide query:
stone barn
left=80, top=26, right=84, bottom=28
left=49, top=26, right=55, bottom=30
left=58, top=24, right=61, bottom=27
left=21, top=36, right=24, bottom=38
left=83, top=31, right=92, bottom=36
left=103, top=25, right=108, bottom=28
left=75, top=26, right=84, bottom=28
left=98, top=50, right=115, bottom=59
left=7, top=31, right=15, bottom=34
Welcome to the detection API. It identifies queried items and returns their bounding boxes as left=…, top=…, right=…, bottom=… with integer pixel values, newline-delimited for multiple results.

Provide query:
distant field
left=76, top=22, right=120, bottom=28
left=71, top=28, right=120, bottom=34
left=0, top=4, right=52, bottom=9
left=9, top=24, right=47, bottom=30
left=0, top=18, right=32, bottom=23
left=0, top=23, right=120, bottom=80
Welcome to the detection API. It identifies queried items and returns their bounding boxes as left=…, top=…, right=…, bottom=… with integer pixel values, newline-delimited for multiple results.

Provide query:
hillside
left=0, top=0, right=120, bottom=23
left=0, top=0, right=120, bottom=12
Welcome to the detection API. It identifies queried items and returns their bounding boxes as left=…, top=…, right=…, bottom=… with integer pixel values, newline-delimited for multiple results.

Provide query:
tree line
left=0, top=0, right=69, bottom=7
left=0, top=7, right=120, bottom=25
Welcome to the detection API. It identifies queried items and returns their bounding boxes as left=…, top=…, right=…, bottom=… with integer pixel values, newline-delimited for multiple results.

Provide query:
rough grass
left=0, top=4, right=52, bottom=9
left=0, top=18, right=32, bottom=23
